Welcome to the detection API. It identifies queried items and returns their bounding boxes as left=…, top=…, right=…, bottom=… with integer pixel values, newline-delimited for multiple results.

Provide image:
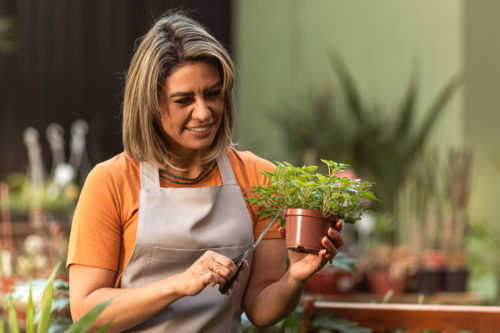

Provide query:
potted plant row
left=246, top=160, right=376, bottom=254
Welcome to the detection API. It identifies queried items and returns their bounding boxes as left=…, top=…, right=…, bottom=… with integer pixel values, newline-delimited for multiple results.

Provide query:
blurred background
left=1, top=0, right=500, bottom=328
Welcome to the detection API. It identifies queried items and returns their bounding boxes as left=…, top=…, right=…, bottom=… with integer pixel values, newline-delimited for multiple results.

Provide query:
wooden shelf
left=304, top=292, right=484, bottom=305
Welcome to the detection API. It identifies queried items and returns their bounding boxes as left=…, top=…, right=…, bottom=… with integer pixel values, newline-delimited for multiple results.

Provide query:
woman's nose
left=192, top=99, right=212, bottom=121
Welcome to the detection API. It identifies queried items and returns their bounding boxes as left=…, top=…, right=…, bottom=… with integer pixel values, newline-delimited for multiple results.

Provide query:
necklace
left=159, top=160, right=217, bottom=184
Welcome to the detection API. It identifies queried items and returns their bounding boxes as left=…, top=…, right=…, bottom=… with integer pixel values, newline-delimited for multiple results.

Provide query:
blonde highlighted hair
left=122, top=12, right=235, bottom=169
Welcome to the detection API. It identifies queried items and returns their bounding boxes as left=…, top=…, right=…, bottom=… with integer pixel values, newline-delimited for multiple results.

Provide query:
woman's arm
left=69, top=250, right=237, bottom=332
left=243, top=223, right=343, bottom=328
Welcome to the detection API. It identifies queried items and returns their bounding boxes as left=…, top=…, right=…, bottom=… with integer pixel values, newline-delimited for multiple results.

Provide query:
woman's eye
left=206, top=90, right=221, bottom=98
left=174, top=97, right=192, bottom=105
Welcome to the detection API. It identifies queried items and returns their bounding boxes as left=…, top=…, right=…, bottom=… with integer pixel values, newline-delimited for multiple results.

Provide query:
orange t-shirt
left=66, top=147, right=279, bottom=285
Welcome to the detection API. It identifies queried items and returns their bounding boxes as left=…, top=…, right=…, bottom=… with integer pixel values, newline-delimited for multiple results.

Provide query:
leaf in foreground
left=63, top=299, right=112, bottom=333
left=8, top=293, right=20, bottom=333
left=26, top=280, right=35, bottom=333
left=37, top=262, right=61, bottom=333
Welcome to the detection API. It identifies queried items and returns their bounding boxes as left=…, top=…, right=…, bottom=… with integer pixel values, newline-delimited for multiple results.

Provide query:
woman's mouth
left=186, top=124, right=213, bottom=136
left=187, top=125, right=211, bottom=132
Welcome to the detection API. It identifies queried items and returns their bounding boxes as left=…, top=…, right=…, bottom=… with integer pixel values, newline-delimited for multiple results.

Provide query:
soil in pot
left=284, top=208, right=338, bottom=254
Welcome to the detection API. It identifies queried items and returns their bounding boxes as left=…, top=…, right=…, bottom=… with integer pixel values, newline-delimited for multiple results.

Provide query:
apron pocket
left=143, top=245, right=251, bottom=283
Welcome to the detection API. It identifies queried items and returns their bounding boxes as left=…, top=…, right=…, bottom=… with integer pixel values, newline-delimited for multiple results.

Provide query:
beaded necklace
left=159, top=160, right=217, bottom=185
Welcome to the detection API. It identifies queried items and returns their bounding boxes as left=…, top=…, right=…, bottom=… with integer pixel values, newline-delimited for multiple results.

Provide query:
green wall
left=464, top=0, right=500, bottom=226
left=234, top=0, right=500, bottom=226
left=234, top=0, right=463, bottom=159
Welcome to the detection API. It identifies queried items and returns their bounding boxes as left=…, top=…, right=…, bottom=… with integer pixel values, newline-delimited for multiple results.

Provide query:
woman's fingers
left=279, top=227, right=286, bottom=239
left=335, top=220, right=343, bottom=232
left=327, top=226, right=344, bottom=248
left=321, top=227, right=344, bottom=262
left=207, top=251, right=236, bottom=279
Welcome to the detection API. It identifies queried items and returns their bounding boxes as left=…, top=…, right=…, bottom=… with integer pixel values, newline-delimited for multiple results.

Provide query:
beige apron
left=121, top=152, right=254, bottom=332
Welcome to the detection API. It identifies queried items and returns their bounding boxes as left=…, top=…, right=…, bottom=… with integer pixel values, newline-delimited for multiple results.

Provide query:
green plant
left=2, top=262, right=111, bottom=333
left=270, top=54, right=462, bottom=236
left=246, top=159, right=376, bottom=224
left=0, top=16, right=16, bottom=55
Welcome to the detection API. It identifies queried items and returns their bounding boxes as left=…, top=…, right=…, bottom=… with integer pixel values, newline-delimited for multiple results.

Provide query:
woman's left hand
left=280, top=220, right=344, bottom=284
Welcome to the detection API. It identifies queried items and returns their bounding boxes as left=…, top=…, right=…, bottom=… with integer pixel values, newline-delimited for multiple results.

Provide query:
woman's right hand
left=174, top=250, right=239, bottom=296
left=69, top=251, right=244, bottom=332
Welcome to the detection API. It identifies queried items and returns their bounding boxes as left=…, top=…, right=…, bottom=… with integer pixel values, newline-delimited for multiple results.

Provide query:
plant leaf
left=37, top=261, right=61, bottom=333
left=26, top=280, right=35, bottom=333
left=95, top=319, right=113, bottom=333
left=411, top=73, right=463, bottom=155
left=8, top=293, right=20, bottom=333
left=63, top=299, right=111, bottom=333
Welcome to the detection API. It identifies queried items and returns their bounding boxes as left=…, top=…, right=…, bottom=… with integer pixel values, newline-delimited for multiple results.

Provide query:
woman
left=67, top=12, right=343, bottom=332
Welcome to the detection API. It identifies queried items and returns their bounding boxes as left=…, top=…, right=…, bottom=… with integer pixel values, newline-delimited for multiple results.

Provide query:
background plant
left=270, top=54, right=461, bottom=243
left=246, top=159, right=376, bottom=224
left=0, top=16, right=15, bottom=56
left=1, top=262, right=111, bottom=333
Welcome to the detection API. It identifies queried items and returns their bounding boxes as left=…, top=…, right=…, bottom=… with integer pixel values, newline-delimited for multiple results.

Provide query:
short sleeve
left=227, top=149, right=280, bottom=241
left=66, top=164, right=123, bottom=272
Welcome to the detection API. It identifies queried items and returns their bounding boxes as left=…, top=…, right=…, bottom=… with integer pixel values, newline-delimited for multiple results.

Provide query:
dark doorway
left=0, top=0, right=232, bottom=179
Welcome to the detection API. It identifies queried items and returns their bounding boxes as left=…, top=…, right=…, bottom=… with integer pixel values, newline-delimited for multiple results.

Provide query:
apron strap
left=217, top=152, right=237, bottom=185
left=140, top=160, right=160, bottom=190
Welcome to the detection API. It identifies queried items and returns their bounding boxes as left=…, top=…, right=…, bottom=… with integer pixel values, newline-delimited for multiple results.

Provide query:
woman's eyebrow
left=169, top=81, right=222, bottom=98
left=203, top=82, right=222, bottom=92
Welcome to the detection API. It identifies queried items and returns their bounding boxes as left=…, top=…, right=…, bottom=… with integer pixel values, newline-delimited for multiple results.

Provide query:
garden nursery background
left=1, top=0, right=500, bottom=331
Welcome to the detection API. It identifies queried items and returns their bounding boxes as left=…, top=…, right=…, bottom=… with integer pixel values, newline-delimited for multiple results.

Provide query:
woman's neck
left=167, top=153, right=208, bottom=179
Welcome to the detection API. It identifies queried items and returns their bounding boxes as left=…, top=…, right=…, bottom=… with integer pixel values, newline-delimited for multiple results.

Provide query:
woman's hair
left=122, top=12, right=235, bottom=170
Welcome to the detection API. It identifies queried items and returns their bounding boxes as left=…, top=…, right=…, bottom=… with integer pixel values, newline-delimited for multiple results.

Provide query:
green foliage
left=2, top=262, right=111, bottom=332
left=26, top=281, right=35, bottom=333
left=37, top=263, right=61, bottom=333
left=309, top=314, right=372, bottom=333
left=246, top=160, right=376, bottom=225
left=0, top=173, right=79, bottom=218
left=270, top=53, right=462, bottom=223
left=63, top=300, right=111, bottom=333
left=0, top=16, right=16, bottom=55
left=329, top=251, right=358, bottom=272
left=7, top=294, right=19, bottom=333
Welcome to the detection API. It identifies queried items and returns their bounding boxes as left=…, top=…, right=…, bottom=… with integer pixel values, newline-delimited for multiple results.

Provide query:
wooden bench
left=301, top=299, right=500, bottom=332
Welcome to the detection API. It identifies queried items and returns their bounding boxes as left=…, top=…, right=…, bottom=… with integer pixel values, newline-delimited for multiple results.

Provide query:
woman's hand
left=173, top=250, right=240, bottom=296
left=280, top=220, right=344, bottom=284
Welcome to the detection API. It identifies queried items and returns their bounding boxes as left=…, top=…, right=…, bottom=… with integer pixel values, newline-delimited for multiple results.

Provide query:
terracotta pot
left=284, top=208, right=338, bottom=254
left=305, top=268, right=358, bottom=295
left=367, top=271, right=407, bottom=295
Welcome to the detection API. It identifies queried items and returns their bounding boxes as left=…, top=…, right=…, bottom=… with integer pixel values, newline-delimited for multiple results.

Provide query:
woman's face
left=161, top=60, right=224, bottom=158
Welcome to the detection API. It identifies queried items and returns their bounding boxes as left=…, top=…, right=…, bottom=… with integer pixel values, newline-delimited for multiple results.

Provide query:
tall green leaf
left=63, top=300, right=111, bottom=333
left=330, top=52, right=364, bottom=123
left=26, top=280, right=35, bottom=333
left=411, top=73, right=463, bottom=153
left=395, top=67, right=418, bottom=141
left=95, top=319, right=113, bottom=333
left=0, top=319, right=4, bottom=333
left=8, top=293, right=20, bottom=333
left=37, top=261, right=61, bottom=333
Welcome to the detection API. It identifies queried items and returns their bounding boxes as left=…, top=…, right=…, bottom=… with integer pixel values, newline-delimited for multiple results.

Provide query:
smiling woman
left=66, top=11, right=344, bottom=332
left=160, top=61, right=224, bottom=169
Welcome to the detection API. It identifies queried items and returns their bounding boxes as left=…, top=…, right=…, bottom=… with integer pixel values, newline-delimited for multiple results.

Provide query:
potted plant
left=246, top=159, right=376, bottom=254
left=360, top=244, right=419, bottom=295
left=304, top=251, right=359, bottom=295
